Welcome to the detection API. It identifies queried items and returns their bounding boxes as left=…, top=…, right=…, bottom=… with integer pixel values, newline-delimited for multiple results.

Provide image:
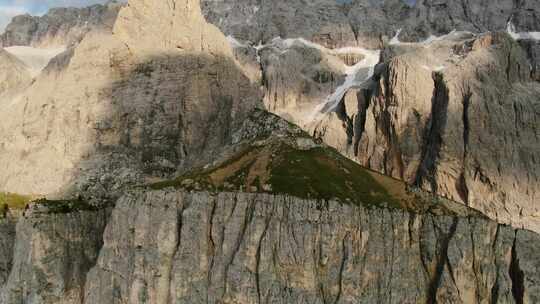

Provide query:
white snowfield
left=507, top=22, right=540, bottom=41
left=226, top=36, right=381, bottom=125
left=3, top=46, right=66, bottom=77
left=309, top=47, right=380, bottom=121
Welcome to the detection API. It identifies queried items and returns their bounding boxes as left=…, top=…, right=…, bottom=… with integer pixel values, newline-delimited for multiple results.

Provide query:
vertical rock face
left=313, top=32, right=540, bottom=232
left=0, top=50, right=32, bottom=97
left=80, top=190, right=540, bottom=304
left=0, top=0, right=260, bottom=198
left=201, top=0, right=540, bottom=48
left=0, top=208, right=109, bottom=304
left=0, top=1, right=123, bottom=48
left=0, top=218, right=16, bottom=288
left=202, top=0, right=357, bottom=48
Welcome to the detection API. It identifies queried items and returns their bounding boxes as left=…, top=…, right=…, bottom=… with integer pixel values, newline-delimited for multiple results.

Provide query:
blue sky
left=0, top=0, right=111, bottom=31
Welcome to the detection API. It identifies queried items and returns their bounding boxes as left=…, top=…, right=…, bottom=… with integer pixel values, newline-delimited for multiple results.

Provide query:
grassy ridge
left=0, top=192, right=33, bottom=210
left=149, top=142, right=407, bottom=210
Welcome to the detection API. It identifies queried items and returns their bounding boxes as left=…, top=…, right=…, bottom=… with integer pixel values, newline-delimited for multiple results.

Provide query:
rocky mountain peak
left=114, top=0, right=231, bottom=56
left=0, top=1, right=122, bottom=48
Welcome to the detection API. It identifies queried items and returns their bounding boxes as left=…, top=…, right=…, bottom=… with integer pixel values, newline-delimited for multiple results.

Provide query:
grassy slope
left=149, top=138, right=476, bottom=216
left=0, top=192, right=33, bottom=209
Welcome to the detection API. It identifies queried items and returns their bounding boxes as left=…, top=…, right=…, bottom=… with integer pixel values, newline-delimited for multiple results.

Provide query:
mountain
left=201, top=0, right=540, bottom=48
left=0, top=0, right=259, bottom=199
left=0, top=1, right=123, bottom=48
left=0, top=0, right=539, bottom=303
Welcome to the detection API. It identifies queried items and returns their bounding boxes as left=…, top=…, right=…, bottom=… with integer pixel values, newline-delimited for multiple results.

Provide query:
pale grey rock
left=0, top=1, right=123, bottom=48
left=81, top=189, right=540, bottom=303
left=312, top=32, right=540, bottom=232
left=202, top=0, right=540, bottom=49
left=0, top=49, right=32, bottom=97
left=202, top=0, right=357, bottom=48
left=0, top=207, right=109, bottom=304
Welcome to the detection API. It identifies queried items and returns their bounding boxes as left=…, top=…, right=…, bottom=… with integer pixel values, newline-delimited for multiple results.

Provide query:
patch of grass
left=0, top=192, right=33, bottom=210
left=268, top=145, right=401, bottom=208
left=148, top=141, right=405, bottom=209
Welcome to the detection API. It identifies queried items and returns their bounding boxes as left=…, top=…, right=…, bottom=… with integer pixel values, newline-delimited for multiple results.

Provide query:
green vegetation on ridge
left=0, top=192, right=33, bottom=210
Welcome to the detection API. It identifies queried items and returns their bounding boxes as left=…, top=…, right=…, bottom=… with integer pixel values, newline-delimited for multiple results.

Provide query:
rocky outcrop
left=0, top=0, right=260, bottom=199
left=313, top=32, right=540, bottom=232
left=0, top=1, right=122, bottom=48
left=519, top=39, right=540, bottom=81
left=0, top=49, right=31, bottom=97
left=80, top=190, right=539, bottom=303
left=202, top=0, right=540, bottom=48
left=0, top=218, right=16, bottom=288
left=0, top=205, right=109, bottom=304
left=0, top=190, right=537, bottom=303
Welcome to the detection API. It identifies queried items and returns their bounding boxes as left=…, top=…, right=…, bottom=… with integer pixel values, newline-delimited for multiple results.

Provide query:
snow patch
left=389, top=29, right=459, bottom=47
left=421, top=65, right=446, bottom=72
left=309, top=47, right=380, bottom=122
left=389, top=29, right=403, bottom=45
left=507, top=21, right=540, bottom=41
left=245, top=36, right=382, bottom=125
left=4, top=46, right=66, bottom=77
left=226, top=35, right=248, bottom=49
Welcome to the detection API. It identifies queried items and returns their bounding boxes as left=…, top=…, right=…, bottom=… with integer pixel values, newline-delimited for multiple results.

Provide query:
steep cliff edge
left=1, top=188, right=538, bottom=303
left=84, top=190, right=540, bottom=304
left=312, top=32, right=540, bottom=232
left=1, top=112, right=539, bottom=303
left=0, top=0, right=260, bottom=199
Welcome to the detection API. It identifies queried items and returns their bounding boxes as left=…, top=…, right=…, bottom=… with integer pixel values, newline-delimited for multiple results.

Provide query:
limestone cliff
left=0, top=49, right=32, bottom=97
left=202, top=0, right=540, bottom=48
left=0, top=0, right=260, bottom=199
left=0, top=190, right=539, bottom=303
left=312, top=32, right=540, bottom=232
left=0, top=1, right=122, bottom=48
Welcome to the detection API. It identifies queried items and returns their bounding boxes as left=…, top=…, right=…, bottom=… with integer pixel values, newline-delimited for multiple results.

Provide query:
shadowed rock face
left=0, top=0, right=260, bottom=199
left=0, top=1, right=123, bottom=48
left=2, top=189, right=539, bottom=303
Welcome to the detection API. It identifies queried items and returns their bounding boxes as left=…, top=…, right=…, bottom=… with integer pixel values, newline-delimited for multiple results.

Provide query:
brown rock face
left=0, top=0, right=260, bottom=199
left=313, top=32, right=540, bottom=232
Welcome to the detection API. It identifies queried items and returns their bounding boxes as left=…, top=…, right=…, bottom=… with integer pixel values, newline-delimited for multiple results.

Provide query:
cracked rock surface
left=0, top=190, right=531, bottom=304
left=202, top=0, right=540, bottom=49
left=312, top=32, right=540, bottom=232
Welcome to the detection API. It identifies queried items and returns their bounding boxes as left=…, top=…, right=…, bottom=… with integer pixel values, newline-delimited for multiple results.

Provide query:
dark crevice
left=509, top=231, right=525, bottom=304
left=206, top=197, right=217, bottom=303
left=462, top=91, right=471, bottom=158
left=255, top=216, right=271, bottom=304
left=353, top=87, right=373, bottom=156
left=426, top=217, right=459, bottom=304
left=333, top=232, right=350, bottom=304
left=490, top=225, right=501, bottom=304
left=415, top=72, right=449, bottom=193
left=224, top=195, right=256, bottom=295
